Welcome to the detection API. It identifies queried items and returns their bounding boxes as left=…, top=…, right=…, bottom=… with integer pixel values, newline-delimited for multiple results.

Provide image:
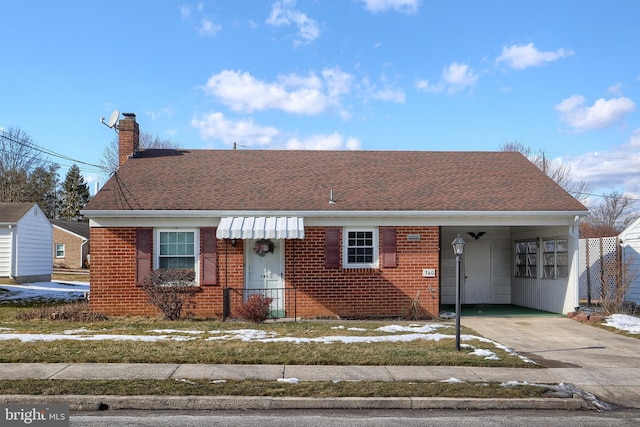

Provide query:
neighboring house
left=0, top=203, right=53, bottom=283
left=82, top=113, right=588, bottom=318
left=51, top=220, right=90, bottom=270
left=619, top=219, right=640, bottom=304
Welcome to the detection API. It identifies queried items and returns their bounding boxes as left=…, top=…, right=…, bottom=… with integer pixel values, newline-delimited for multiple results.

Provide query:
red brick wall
left=89, top=227, right=224, bottom=318
left=284, top=226, right=440, bottom=318
left=90, top=226, right=440, bottom=319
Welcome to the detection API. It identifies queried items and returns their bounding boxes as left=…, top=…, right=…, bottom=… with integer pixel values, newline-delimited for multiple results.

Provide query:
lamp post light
left=451, top=234, right=465, bottom=351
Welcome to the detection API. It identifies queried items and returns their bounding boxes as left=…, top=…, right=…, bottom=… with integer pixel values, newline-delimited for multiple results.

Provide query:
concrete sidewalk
left=0, top=362, right=587, bottom=411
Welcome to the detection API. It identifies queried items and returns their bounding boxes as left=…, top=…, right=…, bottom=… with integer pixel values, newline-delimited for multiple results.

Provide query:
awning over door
left=216, top=217, right=305, bottom=239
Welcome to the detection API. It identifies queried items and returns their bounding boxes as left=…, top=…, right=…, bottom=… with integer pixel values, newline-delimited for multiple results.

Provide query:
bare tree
left=100, top=132, right=179, bottom=179
left=598, top=253, right=637, bottom=315
left=587, top=191, right=638, bottom=233
left=500, top=141, right=591, bottom=203
left=0, top=127, right=60, bottom=217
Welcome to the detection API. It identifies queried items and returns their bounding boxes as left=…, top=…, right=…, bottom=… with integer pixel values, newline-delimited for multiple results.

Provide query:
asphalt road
left=70, top=409, right=640, bottom=427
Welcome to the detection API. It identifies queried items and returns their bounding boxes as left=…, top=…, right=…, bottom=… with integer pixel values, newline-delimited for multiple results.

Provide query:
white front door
left=245, top=239, right=285, bottom=317
left=463, top=243, right=492, bottom=304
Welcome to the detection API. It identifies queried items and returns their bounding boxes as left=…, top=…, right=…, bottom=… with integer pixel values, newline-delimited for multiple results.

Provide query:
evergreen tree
left=59, top=164, right=90, bottom=221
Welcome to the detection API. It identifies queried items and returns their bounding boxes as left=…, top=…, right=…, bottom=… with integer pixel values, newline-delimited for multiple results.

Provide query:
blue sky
left=1, top=0, right=639, bottom=204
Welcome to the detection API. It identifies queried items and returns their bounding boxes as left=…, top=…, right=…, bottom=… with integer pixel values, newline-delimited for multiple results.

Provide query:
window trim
left=343, top=227, right=379, bottom=269
left=55, top=243, right=65, bottom=258
left=154, top=229, right=199, bottom=281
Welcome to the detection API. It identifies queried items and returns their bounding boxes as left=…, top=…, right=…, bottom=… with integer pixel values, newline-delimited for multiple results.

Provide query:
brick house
left=83, top=113, right=588, bottom=318
left=51, top=220, right=90, bottom=270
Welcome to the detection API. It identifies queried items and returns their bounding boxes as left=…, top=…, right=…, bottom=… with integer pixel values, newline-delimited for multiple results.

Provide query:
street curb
left=0, top=395, right=585, bottom=411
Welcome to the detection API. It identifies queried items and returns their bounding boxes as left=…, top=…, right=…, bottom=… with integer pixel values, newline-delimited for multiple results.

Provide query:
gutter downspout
left=80, top=238, right=89, bottom=268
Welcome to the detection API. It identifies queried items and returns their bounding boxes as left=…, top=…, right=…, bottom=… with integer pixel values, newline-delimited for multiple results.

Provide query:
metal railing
left=223, top=287, right=297, bottom=321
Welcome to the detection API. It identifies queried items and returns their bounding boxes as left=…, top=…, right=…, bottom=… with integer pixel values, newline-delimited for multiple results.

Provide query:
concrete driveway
left=462, top=315, right=640, bottom=409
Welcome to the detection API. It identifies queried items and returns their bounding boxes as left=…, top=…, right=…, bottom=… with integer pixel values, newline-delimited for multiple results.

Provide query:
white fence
left=578, top=236, right=620, bottom=303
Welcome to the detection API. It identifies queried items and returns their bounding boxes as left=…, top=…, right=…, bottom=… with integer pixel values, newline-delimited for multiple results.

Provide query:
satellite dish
left=106, top=110, right=120, bottom=128
left=100, top=110, right=120, bottom=131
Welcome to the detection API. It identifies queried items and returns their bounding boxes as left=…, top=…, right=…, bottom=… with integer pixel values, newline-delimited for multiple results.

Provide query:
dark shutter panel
left=381, top=228, right=397, bottom=268
left=325, top=228, right=340, bottom=268
left=200, top=228, right=217, bottom=285
left=135, top=228, right=152, bottom=285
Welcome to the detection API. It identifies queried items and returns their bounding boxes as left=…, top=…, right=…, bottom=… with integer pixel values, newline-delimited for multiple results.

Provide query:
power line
left=0, top=128, right=106, bottom=171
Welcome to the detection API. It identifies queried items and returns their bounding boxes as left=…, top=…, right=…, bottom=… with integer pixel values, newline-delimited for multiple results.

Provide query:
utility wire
left=0, top=128, right=107, bottom=171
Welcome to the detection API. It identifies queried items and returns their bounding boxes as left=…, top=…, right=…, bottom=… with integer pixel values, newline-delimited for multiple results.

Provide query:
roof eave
left=82, top=209, right=588, bottom=219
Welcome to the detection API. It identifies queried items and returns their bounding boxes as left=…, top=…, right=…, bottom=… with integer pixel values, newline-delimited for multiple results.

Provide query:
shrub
left=237, top=293, right=273, bottom=323
left=142, top=269, right=198, bottom=320
left=15, top=301, right=108, bottom=321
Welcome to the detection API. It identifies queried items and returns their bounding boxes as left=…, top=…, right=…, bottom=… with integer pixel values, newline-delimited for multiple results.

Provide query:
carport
left=440, top=221, right=583, bottom=315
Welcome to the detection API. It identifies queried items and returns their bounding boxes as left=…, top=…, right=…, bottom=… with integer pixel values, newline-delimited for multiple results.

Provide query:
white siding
left=14, top=205, right=52, bottom=277
left=441, top=227, right=512, bottom=305
left=620, top=218, right=640, bottom=304
left=0, top=228, right=12, bottom=276
left=511, top=226, right=580, bottom=314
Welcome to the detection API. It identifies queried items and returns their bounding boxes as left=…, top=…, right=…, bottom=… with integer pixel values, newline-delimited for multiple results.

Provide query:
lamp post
left=451, top=234, right=465, bottom=351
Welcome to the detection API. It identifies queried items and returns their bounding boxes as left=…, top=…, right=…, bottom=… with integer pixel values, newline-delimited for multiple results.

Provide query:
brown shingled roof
left=0, top=203, right=38, bottom=222
left=85, top=150, right=587, bottom=213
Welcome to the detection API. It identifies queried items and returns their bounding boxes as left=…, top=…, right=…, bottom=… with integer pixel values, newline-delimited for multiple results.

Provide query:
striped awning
left=216, top=217, right=305, bottom=239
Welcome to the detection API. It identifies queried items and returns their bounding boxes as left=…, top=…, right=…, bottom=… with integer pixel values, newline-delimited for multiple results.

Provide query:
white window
left=542, top=238, right=569, bottom=279
left=155, top=229, right=198, bottom=273
left=515, top=240, right=537, bottom=278
left=343, top=228, right=379, bottom=268
left=55, top=243, right=65, bottom=258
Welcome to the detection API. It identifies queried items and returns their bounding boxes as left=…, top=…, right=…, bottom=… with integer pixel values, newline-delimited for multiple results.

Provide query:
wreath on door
left=253, top=239, right=274, bottom=256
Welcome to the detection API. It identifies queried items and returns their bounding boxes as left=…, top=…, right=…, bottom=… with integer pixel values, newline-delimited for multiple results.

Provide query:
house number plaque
left=422, top=269, right=436, bottom=278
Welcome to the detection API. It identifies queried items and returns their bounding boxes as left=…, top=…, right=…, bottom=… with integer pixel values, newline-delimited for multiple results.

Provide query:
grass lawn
left=0, top=296, right=559, bottom=399
left=0, top=379, right=554, bottom=399
left=0, top=303, right=536, bottom=367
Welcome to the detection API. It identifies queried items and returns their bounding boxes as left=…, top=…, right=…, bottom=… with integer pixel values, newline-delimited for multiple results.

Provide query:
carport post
left=452, top=235, right=465, bottom=351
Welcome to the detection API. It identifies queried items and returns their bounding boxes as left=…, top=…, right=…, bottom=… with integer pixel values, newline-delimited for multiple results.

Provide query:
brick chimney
left=117, top=113, right=140, bottom=166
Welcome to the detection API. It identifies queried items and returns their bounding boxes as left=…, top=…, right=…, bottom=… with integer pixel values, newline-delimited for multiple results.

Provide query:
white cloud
left=191, top=112, right=279, bottom=147
left=198, top=18, right=221, bottom=36
left=360, top=0, right=420, bottom=14
left=496, top=43, right=573, bottom=69
left=146, top=108, right=173, bottom=121
left=203, top=68, right=352, bottom=116
left=565, top=128, right=640, bottom=198
left=371, top=88, right=406, bottom=103
left=179, top=5, right=191, bottom=19
left=191, top=112, right=360, bottom=151
left=266, top=0, right=320, bottom=46
left=555, top=95, right=635, bottom=132
left=607, top=83, right=623, bottom=96
left=415, top=79, right=442, bottom=93
left=418, top=62, right=477, bottom=95
left=285, top=133, right=362, bottom=150
left=442, top=63, right=478, bottom=93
